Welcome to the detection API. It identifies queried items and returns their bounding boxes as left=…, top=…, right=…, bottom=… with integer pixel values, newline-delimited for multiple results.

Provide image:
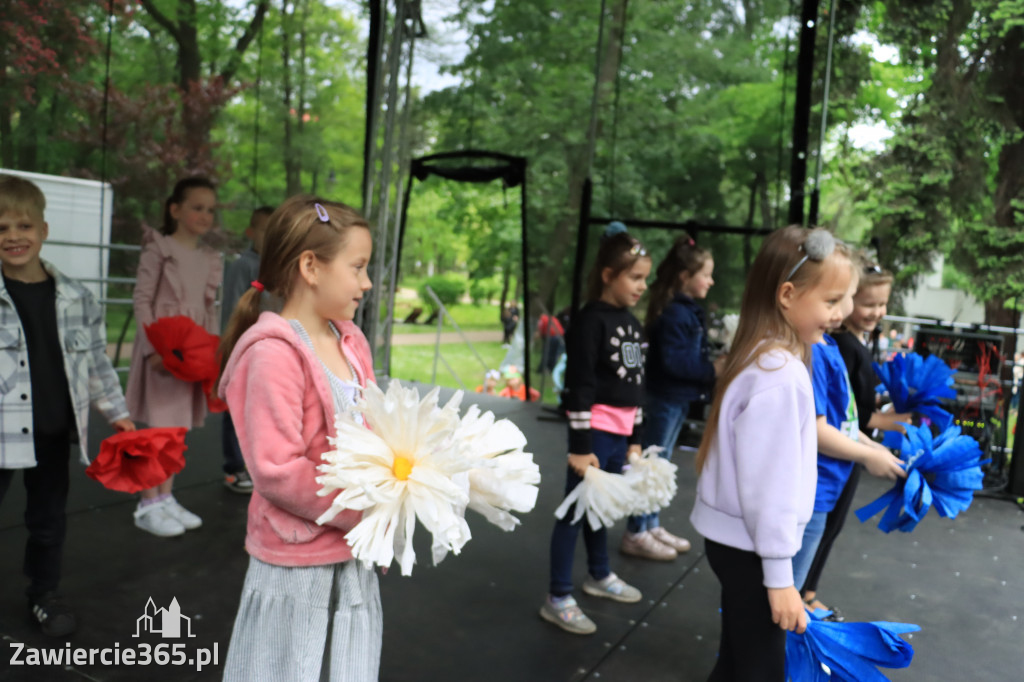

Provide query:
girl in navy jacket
left=622, top=234, right=721, bottom=561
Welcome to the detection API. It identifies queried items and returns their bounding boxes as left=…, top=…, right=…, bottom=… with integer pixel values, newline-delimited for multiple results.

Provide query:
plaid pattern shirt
left=0, top=259, right=129, bottom=469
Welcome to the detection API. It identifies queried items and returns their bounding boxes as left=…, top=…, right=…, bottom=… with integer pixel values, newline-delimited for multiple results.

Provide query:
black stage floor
left=2, top=387, right=1022, bottom=681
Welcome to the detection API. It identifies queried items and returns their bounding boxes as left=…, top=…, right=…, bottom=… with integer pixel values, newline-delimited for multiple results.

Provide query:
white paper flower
left=623, top=446, right=678, bottom=515
left=553, top=467, right=642, bottom=531
left=316, top=380, right=472, bottom=576
left=720, top=313, right=740, bottom=352
left=453, top=404, right=540, bottom=531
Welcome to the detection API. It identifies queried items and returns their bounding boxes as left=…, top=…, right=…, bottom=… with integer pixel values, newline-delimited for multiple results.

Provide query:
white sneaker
left=134, top=502, right=185, bottom=537
left=162, top=496, right=202, bottom=530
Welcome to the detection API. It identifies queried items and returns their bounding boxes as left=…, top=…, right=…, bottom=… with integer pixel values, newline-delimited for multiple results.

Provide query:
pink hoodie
left=219, top=312, right=376, bottom=567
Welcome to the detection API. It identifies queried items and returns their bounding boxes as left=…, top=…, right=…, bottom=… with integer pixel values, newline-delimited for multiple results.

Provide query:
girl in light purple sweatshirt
left=690, top=226, right=851, bottom=682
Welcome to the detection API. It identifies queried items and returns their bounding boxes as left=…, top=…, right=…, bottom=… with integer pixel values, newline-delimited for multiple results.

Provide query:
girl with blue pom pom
left=691, top=226, right=847, bottom=680
left=801, top=253, right=910, bottom=615
left=789, top=246, right=906, bottom=615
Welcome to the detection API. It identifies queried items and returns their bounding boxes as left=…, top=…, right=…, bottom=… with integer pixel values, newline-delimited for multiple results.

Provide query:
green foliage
left=419, top=273, right=468, bottom=311
left=469, top=274, right=502, bottom=305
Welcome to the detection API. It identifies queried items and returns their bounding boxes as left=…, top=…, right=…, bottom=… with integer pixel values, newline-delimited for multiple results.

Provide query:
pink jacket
left=219, top=312, right=376, bottom=567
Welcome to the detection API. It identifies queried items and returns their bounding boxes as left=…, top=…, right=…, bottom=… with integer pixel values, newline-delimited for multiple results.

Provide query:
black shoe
left=224, top=470, right=254, bottom=494
left=29, top=593, right=77, bottom=637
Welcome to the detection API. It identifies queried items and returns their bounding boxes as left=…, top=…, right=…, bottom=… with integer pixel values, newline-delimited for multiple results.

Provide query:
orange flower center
left=392, top=456, right=413, bottom=481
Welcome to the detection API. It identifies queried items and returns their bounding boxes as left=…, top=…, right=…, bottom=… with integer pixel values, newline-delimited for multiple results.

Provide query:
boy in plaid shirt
left=0, top=175, right=135, bottom=636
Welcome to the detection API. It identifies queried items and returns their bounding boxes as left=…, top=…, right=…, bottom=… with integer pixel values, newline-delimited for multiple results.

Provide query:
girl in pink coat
left=126, top=177, right=223, bottom=537
left=217, top=196, right=379, bottom=682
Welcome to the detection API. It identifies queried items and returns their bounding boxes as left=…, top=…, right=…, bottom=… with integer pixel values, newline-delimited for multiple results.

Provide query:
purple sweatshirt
left=690, top=348, right=817, bottom=588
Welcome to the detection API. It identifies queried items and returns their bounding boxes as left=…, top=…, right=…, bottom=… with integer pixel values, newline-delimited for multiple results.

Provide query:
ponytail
left=216, top=286, right=263, bottom=392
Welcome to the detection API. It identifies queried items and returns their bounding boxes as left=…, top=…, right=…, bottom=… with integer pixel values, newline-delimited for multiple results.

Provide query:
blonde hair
left=695, top=226, right=845, bottom=472
left=0, top=174, right=46, bottom=220
left=218, top=195, right=369, bottom=377
left=854, top=250, right=894, bottom=290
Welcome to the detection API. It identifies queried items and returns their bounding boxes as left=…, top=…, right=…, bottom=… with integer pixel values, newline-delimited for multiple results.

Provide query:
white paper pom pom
left=454, top=404, right=540, bottom=531
left=554, top=467, right=643, bottom=531
left=623, top=446, right=678, bottom=515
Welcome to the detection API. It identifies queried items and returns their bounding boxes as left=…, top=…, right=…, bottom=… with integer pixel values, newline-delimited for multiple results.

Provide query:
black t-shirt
left=833, top=330, right=877, bottom=433
left=4, top=275, right=74, bottom=435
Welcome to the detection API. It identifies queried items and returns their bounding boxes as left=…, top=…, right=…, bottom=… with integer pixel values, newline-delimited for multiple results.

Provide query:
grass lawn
left=386, top=300, right=504, bottom=335
left=388, top=340, right=560, bottom=404
left=106, top=305, right=137, bottom=347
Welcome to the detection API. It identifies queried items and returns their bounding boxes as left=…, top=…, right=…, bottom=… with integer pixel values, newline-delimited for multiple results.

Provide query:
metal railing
left=421, top=285, right=489, bottom=390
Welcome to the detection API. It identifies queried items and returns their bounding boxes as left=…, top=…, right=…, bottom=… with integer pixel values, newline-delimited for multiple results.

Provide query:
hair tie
left=251, top=280, right=265, bottom=292
left=315, top=203, right=330, bottom=223
left=687, top=236, right=695, bottom=246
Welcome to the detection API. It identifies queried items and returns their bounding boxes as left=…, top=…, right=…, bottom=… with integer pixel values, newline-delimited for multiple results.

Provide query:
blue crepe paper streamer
left=786, top=610, right=920, bottom=682
left=874, top=353, right=957, bottom=432
left=856, top=423, right=985, bottom=533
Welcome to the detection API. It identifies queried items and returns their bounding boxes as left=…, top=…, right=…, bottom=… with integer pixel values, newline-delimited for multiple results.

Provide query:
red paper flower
left=86, top=428, right=188, bottom=493
left=144, top=316, right=221, bottom=384
left=202, top=376, right=228, bottom=413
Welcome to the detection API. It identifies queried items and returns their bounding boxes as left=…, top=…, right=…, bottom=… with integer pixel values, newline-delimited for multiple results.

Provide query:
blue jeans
left=626, top=398, right=689, bottom=534
left=791, top=511, right=828, bottom=592
left=549, top=429, right=627, bottom=596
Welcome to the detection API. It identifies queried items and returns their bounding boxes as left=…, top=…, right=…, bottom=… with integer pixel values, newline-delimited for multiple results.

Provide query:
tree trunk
left=535, top=0, right=629, bottom=304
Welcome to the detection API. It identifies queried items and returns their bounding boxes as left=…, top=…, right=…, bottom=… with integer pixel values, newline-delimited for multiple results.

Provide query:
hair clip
left=864, top=264, right=883, bottom=275
left=687, top=237, right=695, bottom=247
left=251, top=280, right=265, bottom=292
left=628, top=241, right=647, bottom=257
left=315, top=203, right=330, bottom=223
left=785, top=230, right=835, bottom=281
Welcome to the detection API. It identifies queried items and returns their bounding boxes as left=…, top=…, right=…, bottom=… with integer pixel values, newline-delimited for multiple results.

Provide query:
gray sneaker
left=539, top=595, right=597, bottom=635
left=582, top=572, right=642, bottom=603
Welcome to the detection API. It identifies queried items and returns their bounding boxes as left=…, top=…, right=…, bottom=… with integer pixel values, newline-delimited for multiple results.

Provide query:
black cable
left=251, top=15, right=265, bottom=203
left=774, top=0, right=799, bottom=228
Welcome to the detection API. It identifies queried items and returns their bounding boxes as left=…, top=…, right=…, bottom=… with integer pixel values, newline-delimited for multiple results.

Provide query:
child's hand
left=147, top=354, right=169, bottom=374
left=713, top=354, right=728, bottom=376
left=874, top=410, right=912, bottom=433
left=863, top=447, right=907, bottom=480
left=768, top=585, right=807, bottom=633
left=626, top=444, right=642, bottom=463
left=113, top=418, right=136, bottom=432
left=568, top=453, right=599, bottom=477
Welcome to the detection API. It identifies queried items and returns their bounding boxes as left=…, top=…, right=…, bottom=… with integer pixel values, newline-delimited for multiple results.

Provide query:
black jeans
left=705, top=539, right=786, bottom=682
left=0, top=431, right=72, bottom=601
left=801, top=464, right=862, bottom=594
left=221, top=410, right=246, bottom=475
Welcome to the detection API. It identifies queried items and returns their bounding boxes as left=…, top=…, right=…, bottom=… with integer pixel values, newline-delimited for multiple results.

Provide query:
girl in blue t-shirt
left=621, top=234, right=723, bottom=562
left=790, top=250, right=906, bottom=594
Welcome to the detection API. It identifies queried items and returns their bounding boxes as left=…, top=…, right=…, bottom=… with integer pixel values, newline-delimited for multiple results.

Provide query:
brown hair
left=586, top=231, right=650, bottom=301
left=695, top=226, right=847, bottom=472
left=163, top=177, right=217, bottom=235
left=854, top=250, right=894, bottom=290
left=0, top=174, right=46, bottom=220
left=645, top=233, right=711, bottom=327
left=218, top=195, right=370, bottom=377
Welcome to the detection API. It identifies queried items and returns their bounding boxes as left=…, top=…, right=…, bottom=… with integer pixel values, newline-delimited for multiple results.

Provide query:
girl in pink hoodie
left=217, top=195, right=378, bottom=682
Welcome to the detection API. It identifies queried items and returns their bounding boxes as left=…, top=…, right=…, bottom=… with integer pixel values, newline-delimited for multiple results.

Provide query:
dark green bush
left=419, top=273, right=467, bottom=310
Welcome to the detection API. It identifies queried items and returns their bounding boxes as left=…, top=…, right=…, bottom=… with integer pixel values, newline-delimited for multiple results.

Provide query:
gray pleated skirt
left=222, top=557, right=382, bottom=682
